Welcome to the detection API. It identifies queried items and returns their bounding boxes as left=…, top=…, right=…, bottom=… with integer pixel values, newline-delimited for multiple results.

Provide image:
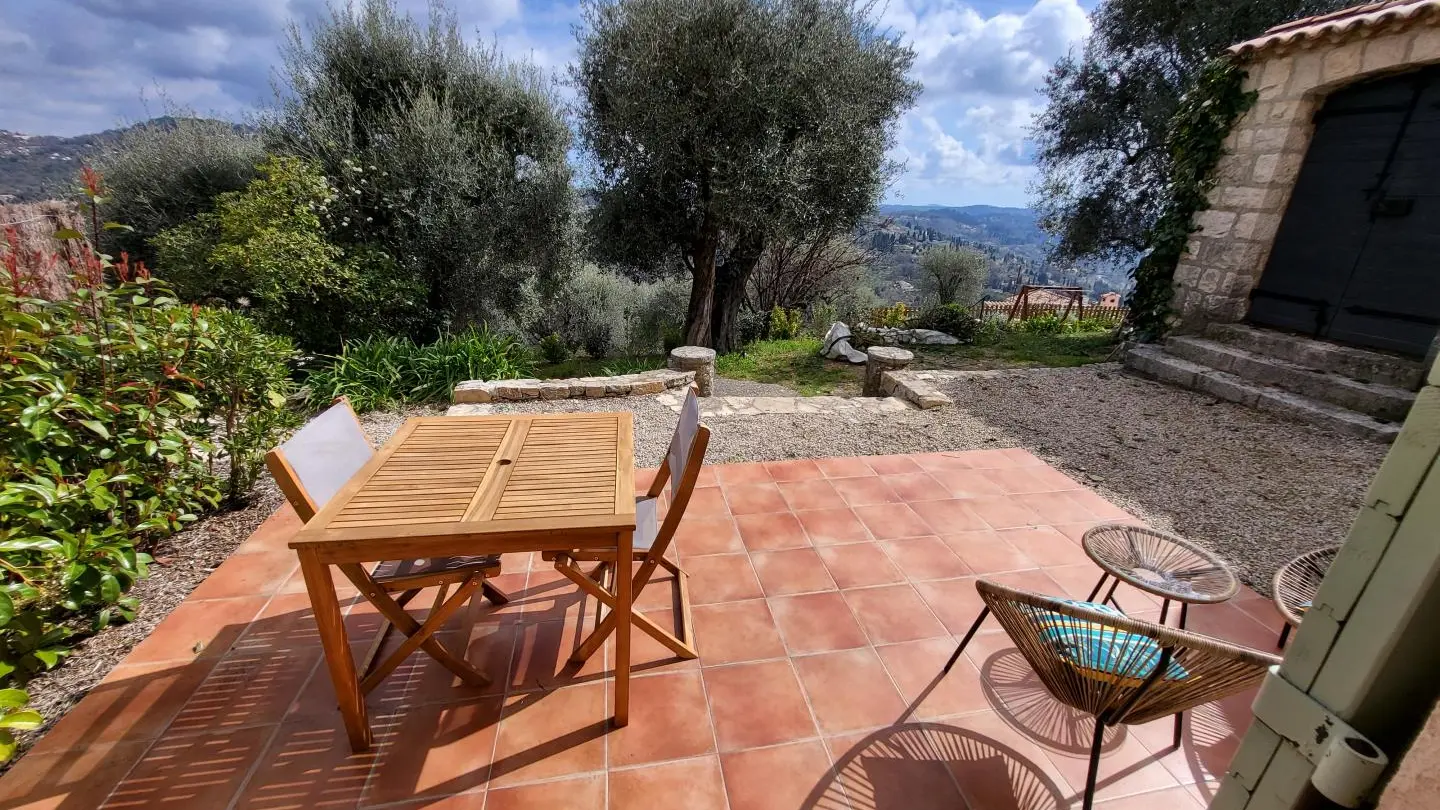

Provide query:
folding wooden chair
left=545, top=386, right=710, bottom=664
left=265, top=399, right=509, bottom=693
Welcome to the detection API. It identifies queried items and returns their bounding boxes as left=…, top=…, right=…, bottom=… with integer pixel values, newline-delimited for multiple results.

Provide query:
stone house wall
left=1170, top=19, right=1440, bottom=331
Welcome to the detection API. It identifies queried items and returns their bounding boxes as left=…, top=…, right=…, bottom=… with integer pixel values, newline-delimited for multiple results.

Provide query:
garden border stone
left=454, top=368, right=694, bottom=404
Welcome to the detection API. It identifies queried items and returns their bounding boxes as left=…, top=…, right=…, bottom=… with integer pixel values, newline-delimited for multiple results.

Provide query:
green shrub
left=153, top=156, right=426, bottom=351
left=916, top=303, right=979, bottom=342
left=0, top=689, right=40, bottom=762
left=769, top=307, right=803, bottom=340
left=539, top=333, right=571, bottom=364
left=1015, top=312, right=1066, bottom=335
left=629, top=276, right=690, bottom=354
left=870, top=302, right=911, bottom=327
left=1065, top=316, right=1118, bottom=334
left=306, top=329, right=533, bottom=412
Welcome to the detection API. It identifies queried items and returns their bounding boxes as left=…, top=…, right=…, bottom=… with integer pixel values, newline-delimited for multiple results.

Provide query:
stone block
left=1193, top=371, right=1261, bottom=408
left=1217, top=185, right=1268, bottom=210
left=1321, top=40, right=1365, bottom=84
left=453, top=380, right=495, bottom=404
left=1260, top=56, right=1292, bottom=93
left=668, top=345, right=717, bottom=396
left=1413, top=26, right=1440, bottom=63
left=1235, top=211, right=1282, bottom=242
left=1363, top=35, right=1411, bottom=73
left=1287, top=52, right=1323, bottom=94
left=585, top=384, right=607, bottom=397
left=1195, top=209, right=1236, bottom=238
left=632, top=380, right=664, bottom=395
left=537, top=381, right=569, bottom=400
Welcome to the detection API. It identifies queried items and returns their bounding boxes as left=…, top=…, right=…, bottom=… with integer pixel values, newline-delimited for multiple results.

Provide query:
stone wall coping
left=1230, top=0, right=1440, bottom=58
left=454, top=368, right=694, bottom=404
left=881, top=369, right=953, bottom=410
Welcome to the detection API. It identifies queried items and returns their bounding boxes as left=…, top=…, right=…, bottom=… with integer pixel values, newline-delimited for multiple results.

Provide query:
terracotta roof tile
left=1230, top=0, right=1440, bottom=56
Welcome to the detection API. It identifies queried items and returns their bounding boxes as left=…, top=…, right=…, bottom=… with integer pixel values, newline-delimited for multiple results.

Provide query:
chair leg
left=1174, top=710, right=1184, bottom=750
left=1085, top=573, right=1109, bottom=602
left=1084, top=715, right=1106, bottom=810
left=1102, top=579, right=1122, bottom=611
left=1277, top=622, right=1292, bottom=649
left=1158, top=598, right=1170, bottom=626
left=943, top=607, right=990, bottom=673
left=481, top=580, right=509, bottom=606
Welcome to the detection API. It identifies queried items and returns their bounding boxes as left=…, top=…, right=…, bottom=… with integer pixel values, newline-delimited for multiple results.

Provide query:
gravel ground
left=491, top=367, right=1385, bottom=591
left=711, top=376, right=798, bottom=397
left=13, top=405, right=441, bottom=758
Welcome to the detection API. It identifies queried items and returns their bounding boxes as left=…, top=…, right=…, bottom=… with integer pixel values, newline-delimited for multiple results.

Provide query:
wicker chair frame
left=1082, top=523, right=1240, bottom=607
left=1271, top=545, right=1340, bottom=649
left=949, top=579, right=1279, bottom=810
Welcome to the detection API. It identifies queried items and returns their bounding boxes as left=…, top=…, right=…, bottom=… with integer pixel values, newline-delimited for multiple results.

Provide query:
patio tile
left=167, top=646, right=321, bottom=736
left=234, top=719, right=379, bottom=810
left=1131, top=692, right=1253, bottom=790
left=795, top=507, right=872, bottom=545
left=507, top=619, right=608, bottom=692
left=672, top=516, right=744, bottom=557
left=777, top=479, right=847, bottom=511
left=724, top=483, right=790, bottom=516
left=765, top=458, right=824, bottom=481
left=880, top=536, right=974, bottom=581
left=1096, top=786, right=1206, bottom=809
left=831, top=476, right=901, bottom=506
left=882, top=473, right=951, bottom=502
left=124, top=595, right=269, bottom=665
left=987, top=568, right=1065, bottom=597
left=606, top=671, right=715, bottom=767
left=842, top=584, right=949, bottom=644
left=736, top=512, right=811, bottom=551
left=793, top=647, right=907, bottom=734
left=0, top=739, right=153, bottom=809
left=816, top=542, right=906, bottom=589
left=1000, top=525, right=1092, bottom=566
left=1013, top=491, right=1102, bottom=525
left=865, top=454, right=924, bottom=475
left=875, top=637, right=990, bottom=720
left=490, top=684, right=607, bottom=788
left=379, top=791, right=488, bottom=809
left=939, top=711, right=1074, bottom=809
left=1039, top=716, right=1181, bottom=803
left=980, top=467, right=1059, bottom=495
left=36, top=659, right=218, bottom=749
left=966, top=496, right=1046, bottom=530
left=942, top=531, right=1038, bottom=574
left=486, top=774, right=603, bottom=809
left=692, top=600, right=785, bottom=666
left=1065, top=489, right=1137, bottom=521
left=751, top=548, right=838, bottom=596
left=625, top=607, right=700, bottom=675
left=929, top=468, right=1009, bottom=498
left=826, top=728, right=968, bottom=810
left=955, top=448, right=1021, bottom=469
left=704, top=660, right=818, bottom=751
left=717, top=462, right=773, bottom=486
left=232, top=503, right=302, bottom=554
left=911, top=451, right=980, bottom=471
left=684, top=553, right=764, bottom=605
left=721, top=740, right=836, bottom=810
left=853, top=503, right=934, bottom=540
left=908, top=498, right=991, bottom=534
left=684, top=486, right=731, bottom=518
left=101, top=725, right=276, bottom=809
left=363, top=698, right=503, bottom=803
left=816, top=456, right=875, bottom=478
left=188, top=551, right=298, bottom=601
left=769, top=592, right=869, bottom=654
left=609, top=755, right=728, bottom=810
left=912, top=577, right=987, bottom=635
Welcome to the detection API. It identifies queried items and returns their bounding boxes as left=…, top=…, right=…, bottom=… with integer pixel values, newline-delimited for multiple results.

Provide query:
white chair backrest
left=666, top=388, right=702, bottom=500
left=280, top=401, right=374, bottom=511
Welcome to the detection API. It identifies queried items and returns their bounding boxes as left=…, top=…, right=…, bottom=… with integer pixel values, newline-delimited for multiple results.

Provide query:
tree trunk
left=684, top=224, right=720, bottom=347
left=710, top=230, right=766, bottom=353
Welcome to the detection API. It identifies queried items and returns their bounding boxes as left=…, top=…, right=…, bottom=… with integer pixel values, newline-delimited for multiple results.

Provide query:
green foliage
left=1129, top=58, right=1257, bottom=339
left=870, top=302, right=911, bottom=328
left=716, top=338, right=857, bottom=396
left=599, top=357, right=668, bottom=376
left=916, top=304, right=979, bottom=343
left=576, top=0, right=919, bottom=349
left=1033, top=0, right=1345, bottom=263
left=94, top=116, right=267, bottom=262
left=539, top=333, right=571, bottom=364
left=153, top=156, right=426, bottom=351
left=537, top=267, right=687, bottom=358
left=1067, top=317, right=1119, bottom=334
left=270, top=0, right=576, bottom=330
left=917, top=245, right=987, bottom=306
left=187, top=310, right=300, bottom=506
left=768, top=307, right=803, bottom=340
left=1014, top=312, right=1066, bottom=336
left=0, top=688, right=40, bottom=762
left=0, top=195, right=281, bottom=686
left=305, top=330, right=534, bottom=412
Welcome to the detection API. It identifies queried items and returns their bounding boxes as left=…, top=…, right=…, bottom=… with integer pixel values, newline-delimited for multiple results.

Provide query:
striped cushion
left=1027, top=600, right=1189, bottom=684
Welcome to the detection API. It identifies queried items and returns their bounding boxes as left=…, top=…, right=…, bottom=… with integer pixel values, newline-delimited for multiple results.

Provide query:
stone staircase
left=1125, top=323, right=1425, bottom=441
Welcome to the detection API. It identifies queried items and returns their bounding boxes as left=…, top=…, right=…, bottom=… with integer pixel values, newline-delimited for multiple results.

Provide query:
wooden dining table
left=289, top=412, right=637, bottom=752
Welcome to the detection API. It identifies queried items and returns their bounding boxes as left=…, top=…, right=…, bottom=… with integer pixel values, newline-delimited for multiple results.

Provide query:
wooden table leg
left=614, top=529, right=632, bottom=728
left=300, top=549, right=371, bottom=752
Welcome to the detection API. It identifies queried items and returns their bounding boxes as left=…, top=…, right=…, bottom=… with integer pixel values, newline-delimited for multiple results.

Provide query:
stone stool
left=864, top=346, right=913, bottom=397
left=668, top=345, right=717, bottom=396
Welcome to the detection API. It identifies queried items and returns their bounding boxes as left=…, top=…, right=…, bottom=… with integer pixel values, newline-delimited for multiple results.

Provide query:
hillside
left=0, top=130, right=114, bottom=201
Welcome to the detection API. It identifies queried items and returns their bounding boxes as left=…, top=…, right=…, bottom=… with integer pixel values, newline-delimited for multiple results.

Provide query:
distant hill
left=876, top=204, right=1048, bottom=250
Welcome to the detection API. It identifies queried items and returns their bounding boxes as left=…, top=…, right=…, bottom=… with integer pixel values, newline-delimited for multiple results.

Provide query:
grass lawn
left=913, top=331, right=1119, bottom=371
left=716, top=338, right=861, bottom=396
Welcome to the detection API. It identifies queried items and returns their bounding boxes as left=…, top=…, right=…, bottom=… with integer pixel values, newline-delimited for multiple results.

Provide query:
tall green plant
left=305, top=330, right=533, bottom=412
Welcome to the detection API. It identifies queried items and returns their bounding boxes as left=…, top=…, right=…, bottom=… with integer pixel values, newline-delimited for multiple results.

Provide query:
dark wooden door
left=1248, top=66, right=1440, bottom=357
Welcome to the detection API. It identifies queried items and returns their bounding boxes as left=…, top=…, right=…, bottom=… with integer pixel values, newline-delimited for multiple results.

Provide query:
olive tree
left=269, top=0, right=576, bottom=333
left=917, top=245, right=987, bottom=306
left=575, top=0, right=918, bottom=351
left=1032, top=0, right=1349, bottom=264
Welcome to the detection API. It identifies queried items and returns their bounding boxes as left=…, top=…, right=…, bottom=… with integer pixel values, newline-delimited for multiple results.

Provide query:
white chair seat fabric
left=635, top=496, right=659, bottom=552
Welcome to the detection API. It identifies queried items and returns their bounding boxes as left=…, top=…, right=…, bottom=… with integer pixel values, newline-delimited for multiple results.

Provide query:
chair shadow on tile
left=979, top=649, right=1129, bottom=756
left=810, top=723, right=1070, bottom=810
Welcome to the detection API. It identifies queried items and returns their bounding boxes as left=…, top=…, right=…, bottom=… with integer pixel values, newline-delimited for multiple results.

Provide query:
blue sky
left=0, top=0, right=1095, bottom=208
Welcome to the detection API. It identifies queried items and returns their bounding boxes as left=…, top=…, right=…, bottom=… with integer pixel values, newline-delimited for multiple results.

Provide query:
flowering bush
left=0, top=169, right=296, bottom=701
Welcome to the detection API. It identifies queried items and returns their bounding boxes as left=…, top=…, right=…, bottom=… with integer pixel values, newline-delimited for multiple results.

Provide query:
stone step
left=1124, top=345, right=1401, bottom=442
left=1166, top=335, right=1416, bottom=422
left=1204, top=323, right=1426, bottom=390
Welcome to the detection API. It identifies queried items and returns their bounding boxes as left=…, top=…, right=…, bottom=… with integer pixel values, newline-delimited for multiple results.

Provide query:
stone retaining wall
left=454, top=369, right=694, bottom=404
left=880, top=370, right=953, bottom=410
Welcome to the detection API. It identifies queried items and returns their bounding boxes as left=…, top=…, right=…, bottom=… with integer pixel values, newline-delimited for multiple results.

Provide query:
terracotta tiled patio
left=0, top=449, right=1289, bottom=810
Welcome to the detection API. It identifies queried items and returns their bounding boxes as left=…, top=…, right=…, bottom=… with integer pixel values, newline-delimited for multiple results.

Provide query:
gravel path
left=711, top=376, right=798, bottom=397
left=491, top=365, right=1385, bottom=592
